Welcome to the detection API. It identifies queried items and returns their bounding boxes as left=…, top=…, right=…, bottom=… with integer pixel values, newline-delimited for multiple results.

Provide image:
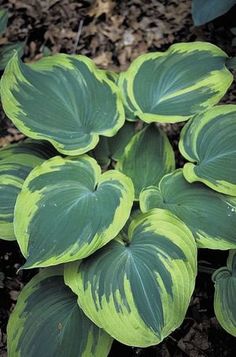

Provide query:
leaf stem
left=198, top=265, right=216, bottom=275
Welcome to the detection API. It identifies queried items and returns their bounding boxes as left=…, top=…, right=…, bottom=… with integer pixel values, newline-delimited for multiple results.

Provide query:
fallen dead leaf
left=88, top=0, right=116, bottom=18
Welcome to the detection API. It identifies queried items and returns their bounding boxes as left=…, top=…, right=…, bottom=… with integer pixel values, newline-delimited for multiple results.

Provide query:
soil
left=1, top=1, right=236, bottom=356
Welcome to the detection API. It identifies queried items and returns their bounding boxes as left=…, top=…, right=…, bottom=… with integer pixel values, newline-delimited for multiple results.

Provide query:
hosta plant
left=1, top=41, right=236, bottom=355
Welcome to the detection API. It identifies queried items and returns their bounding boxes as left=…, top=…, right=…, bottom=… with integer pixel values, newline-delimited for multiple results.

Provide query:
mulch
left=1, top=1, right=236, bottom=356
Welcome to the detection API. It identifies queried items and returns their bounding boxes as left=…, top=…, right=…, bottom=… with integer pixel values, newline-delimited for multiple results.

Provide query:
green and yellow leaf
left=7, top=267, right=112, bottom=357
left=179, top=105, right=236, bottom=195
left=213, top=250, right=236, bottom=337
left=116, top=124, right=175, bottom=199
left=119, top=42, right=232, bottom=123
left=118, top=72, right=138, bottom=121
left=65, top=209, right=197, bottom=347
left=0, top=41, right=24, bottom=71
left=0, top=140, right=54, bottom=241
left=1, top=53, right=125, bottom=155
left=14, top=155, right=134, bottom=269
left=140, top=169, right=236, bottom=249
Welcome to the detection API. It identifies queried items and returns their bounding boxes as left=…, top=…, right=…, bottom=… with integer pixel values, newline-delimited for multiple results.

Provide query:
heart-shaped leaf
left=140, top=170, right=236, bottom=249
left=1, top=53, right=125, bottom=155
left=179, top=105, right=236, bottom=195
left=7, top=267, right=112, bottom=357
left=65, top=209, right=197, bottom=347
left=0, top=140, right=55, bottom=241
left=119, top=42, right=232, bottom=123
left=116, top=124, right=175, bottom=200
left=212, top=250, right=236, bottom=337
left=15, top=155, right=134, bottom=268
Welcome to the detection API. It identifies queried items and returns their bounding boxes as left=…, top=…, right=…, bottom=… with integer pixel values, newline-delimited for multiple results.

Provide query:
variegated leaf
left=65, top=209, right=197, bottom=347
left=140, top=170, right=236, bottom=249
left=118, top=72, right=138, bottom=121
left=179, top=105, right=236, bottom=196
left=0, top=139, right=54, bottom=241
left=0, top=41, right=24, bottom=71
left=7, top=267, right=112, bottom=357
left=119, top=42, right=232, bottom=123
left=14, top=155, right=134, bottom=268
left=1, top=53, right=125, bottom=155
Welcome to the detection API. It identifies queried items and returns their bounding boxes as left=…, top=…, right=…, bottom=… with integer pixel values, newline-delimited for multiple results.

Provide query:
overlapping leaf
left=118, top=72, right=138, bottom=121
left=107, top=70, right=137, bottom=121
left=119, top=42, right=232, bottom=123
left=0, top=140, right=54, bottom=241
left=14, top=155, right=134, bottom=269
left=0, top=42, right=24, bottom=71
left=7, top=267, right=112, bottom=357
left=1, top=53, right=125, bottom=155
left=116, top=124, right=175, bottom=199
left=179, top=105, right=236, bottom=195
left=140, top=170, right=236, bottom=249
left=192, top=0, right=236, bottom=26
left=93, top=121, right=136, bottom=167
left=213, top=250, right=236, bottom=336
left=65, top=209, right=197, bottom=347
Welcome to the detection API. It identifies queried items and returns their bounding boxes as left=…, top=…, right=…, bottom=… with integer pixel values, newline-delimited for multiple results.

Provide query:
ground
left=0, top=1, right=236, bottom=356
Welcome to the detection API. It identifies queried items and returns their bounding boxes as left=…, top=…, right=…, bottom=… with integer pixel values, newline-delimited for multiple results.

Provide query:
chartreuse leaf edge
left=140, top=169, right=236, bottom=249
left=0, top=140, right=54, bottom=241
left=65, top=209, right=197, bottom=347
left=119, top=42, right=232, bottom=123
left=180, top=105, right=236, bottom=195
left=1, top=53, right=125, bottom=155
left=14, top=155, right=134, bottom=269
left=7, top=266, right=113, bottom=357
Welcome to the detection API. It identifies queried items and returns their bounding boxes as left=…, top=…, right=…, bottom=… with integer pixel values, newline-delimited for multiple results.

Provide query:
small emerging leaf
left=7, top=267, right=112, bottom=357
left=93, top=121, right=136, bottom=166
left=116, top=124, right=175, bottom=200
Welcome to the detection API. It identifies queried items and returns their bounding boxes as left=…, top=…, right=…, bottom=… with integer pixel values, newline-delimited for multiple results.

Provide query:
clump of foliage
left=1, top=41, right=236, bottom=356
